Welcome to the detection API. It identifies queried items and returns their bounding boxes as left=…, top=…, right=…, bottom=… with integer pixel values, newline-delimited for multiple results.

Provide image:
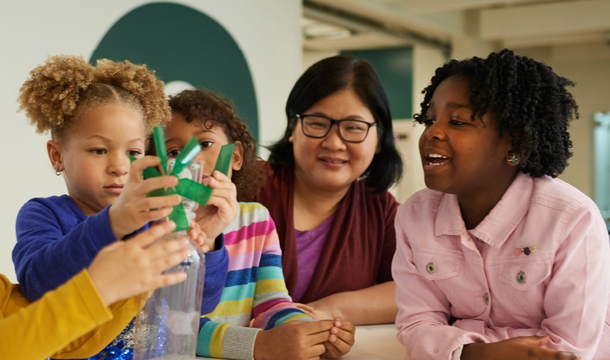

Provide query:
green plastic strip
left=153, top=126, right=168, bottom=175
left=176, top=178, right=213, bottom=206
left=169, top=202, right=190, bottom=231
left=171, top=137, right=201, bottom=176
left=129, top=155, right=137, bottom=164
left=143, top=167, right=162, bottom=179
left=146, top=188, right=166, bottom=198
left=213, top=143, right=235, bottom=176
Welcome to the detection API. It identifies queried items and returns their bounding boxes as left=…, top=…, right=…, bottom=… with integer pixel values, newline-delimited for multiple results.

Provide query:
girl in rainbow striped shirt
left=157, top=89, right=355, bottom=360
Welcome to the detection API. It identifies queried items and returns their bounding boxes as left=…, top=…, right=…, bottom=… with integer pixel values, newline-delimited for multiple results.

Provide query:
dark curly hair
left=267, top=55, right=403, bottom=193
left=414, top=49, right=577, bottom=178
left=164, top=89, right=266, bottom=201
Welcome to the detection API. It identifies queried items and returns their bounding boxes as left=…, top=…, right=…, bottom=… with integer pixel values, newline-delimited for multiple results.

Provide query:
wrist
left=108, top=205, right=127, bottom=240
left=253, top=330, right=268, bottom=360
left=461, top=343, right=484, bottom=360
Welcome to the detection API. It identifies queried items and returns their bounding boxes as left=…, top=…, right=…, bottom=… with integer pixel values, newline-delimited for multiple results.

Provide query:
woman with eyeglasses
left=254, top=55, right=403, bottom=329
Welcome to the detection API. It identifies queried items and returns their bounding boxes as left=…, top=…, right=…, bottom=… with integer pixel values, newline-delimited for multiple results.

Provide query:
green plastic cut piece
left=176, top=178, right=213, bottom=206
left=129, top=155, right=137, bottom=164
left=143, top=167, right=162, bottom=179
left=153, top=126, right=167, bottom=175
left=171, top=137, right=201, bottom=176
left=213, top=143, right=235, bottom=176
left=146, top=188, right=166, bottom=198
left=169, top=202, right=190, bottom=231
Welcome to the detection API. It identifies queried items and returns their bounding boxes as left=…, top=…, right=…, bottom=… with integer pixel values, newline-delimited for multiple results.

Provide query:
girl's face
left=290, top=87, right=379, bottom=194
left=163, top=113, right=243, bottom=181
left=419, top=75, right=514, bottom=197
left=48, top=104, right=146, bottom=216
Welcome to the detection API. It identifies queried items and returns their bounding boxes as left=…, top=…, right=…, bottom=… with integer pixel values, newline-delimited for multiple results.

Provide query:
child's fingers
left=145, top=235, right=190, bottom=261
left=325, top=338, right=350, bottom=357
left=152, top=271, right=187, bottom=289
left=530, top=347, right=580, bottom=360
left=130, top=156, right=162, bottom=179
left=150, top=247, right=191, bottom=274
left=139, top=195, right=182, bottom=212
left=136, top=176, right=179, bottom=196
left=140, top=207, right=177, bottom=223
left=330, top=326, right=354, bottom=347
left=307, top=330, right=331, bottom=346
left=128, top=221, right=176, bottom=248
left=212, top=170, right=232, bottom=183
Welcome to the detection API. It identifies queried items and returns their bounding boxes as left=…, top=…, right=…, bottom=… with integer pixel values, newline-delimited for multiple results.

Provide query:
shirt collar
left=434, top=172, right=533, bottom=248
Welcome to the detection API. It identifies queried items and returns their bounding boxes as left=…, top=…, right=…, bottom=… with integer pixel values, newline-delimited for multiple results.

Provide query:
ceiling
left=302, top=0, right=610, bottom=59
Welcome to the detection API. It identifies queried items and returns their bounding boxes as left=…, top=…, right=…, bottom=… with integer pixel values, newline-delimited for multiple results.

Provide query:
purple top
left=292, top=213, right=336, bottom=302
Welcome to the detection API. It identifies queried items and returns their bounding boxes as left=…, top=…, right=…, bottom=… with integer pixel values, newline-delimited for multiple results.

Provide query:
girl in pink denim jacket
left=393, top=49, right=610, bottom=360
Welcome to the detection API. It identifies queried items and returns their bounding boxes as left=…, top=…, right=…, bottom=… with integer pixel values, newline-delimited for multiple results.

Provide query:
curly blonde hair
left=18, top=55, right=170, bottom=141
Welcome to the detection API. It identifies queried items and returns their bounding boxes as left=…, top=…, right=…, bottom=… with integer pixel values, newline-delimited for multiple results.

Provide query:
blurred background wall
left=2, top=0, right=609, bottom=281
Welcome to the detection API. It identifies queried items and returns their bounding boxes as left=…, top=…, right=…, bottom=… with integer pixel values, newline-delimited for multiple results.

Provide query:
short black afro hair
left=413, top=49, right=578, bottom=178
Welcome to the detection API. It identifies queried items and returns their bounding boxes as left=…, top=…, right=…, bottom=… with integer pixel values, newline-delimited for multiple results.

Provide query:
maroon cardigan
left=254, top=165, right=398, bottom=303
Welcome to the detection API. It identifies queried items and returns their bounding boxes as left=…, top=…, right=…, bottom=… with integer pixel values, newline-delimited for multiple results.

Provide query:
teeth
left=429, top=154, right=447, bottom=159
left=427, top=162, right=443, bottom=166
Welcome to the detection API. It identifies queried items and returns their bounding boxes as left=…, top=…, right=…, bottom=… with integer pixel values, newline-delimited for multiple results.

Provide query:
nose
left=107, top=152, right=130, bottom=177
left=322, top=124, right=347, bottom=151
left=422, top=120, right=446, bottom=142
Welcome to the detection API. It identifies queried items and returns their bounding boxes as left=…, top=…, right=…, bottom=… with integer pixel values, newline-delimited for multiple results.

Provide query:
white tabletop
left=196, top=324, right=408, bottom=360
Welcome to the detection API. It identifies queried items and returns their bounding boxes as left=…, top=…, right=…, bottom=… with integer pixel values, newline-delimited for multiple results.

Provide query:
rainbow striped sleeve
left=196, top=203, right=312, bottom=360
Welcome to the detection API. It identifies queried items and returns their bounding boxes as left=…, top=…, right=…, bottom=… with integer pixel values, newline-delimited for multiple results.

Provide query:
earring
left=508, top=155, right=519, bottom=166
left=54, top=168, right=62, bottom=176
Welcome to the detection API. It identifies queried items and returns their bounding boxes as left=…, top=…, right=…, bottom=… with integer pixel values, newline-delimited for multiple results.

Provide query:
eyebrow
left=306, top=111, right=366, bottom=121
left=87, top=135, right=143, bottom=143
left=165, top=129, right=217, bottom=144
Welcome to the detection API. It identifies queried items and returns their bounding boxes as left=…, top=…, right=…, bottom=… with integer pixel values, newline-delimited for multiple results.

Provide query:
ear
left=231, top=141, right=244, bottom=171
left=47, top=140, right=64, bottom=172
left=288, top=134, right=294, bottom=143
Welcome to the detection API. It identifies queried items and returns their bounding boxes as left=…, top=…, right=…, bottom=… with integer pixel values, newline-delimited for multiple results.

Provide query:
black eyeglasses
left=296, top=114, right=377, bottom=143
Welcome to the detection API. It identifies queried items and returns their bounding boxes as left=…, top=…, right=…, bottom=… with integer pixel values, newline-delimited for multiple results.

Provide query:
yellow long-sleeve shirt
left=0, top=270, right=140, bottom=360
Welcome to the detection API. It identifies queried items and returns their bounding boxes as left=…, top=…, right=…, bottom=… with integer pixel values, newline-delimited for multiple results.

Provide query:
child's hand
left=253, top=320, right=333, bottom=360
left=322, top=317, right=355, bottom=358
left=88, top=220, right=191, bottom=306
left=294, top=303, right=317, bottom=318
left=109, top=156, right=182, bottom=239
left=461, top=336, right=580, bottom=360
left=196, top=171, right=238, bottom=251
left=187, top=219, right=210, bottom=253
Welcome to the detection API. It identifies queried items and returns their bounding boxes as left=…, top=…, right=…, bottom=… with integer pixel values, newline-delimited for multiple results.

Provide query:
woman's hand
left=196, top=171, right=238, bottom=251
left=322, top=317, right=355, bottom=358
left=88, top=221, right=190, bottom=306
left=461, top=336, right=580, bottom=360
left=109, top=156, right=182, bottom=239
left=253, top=320, right=333, bottom=360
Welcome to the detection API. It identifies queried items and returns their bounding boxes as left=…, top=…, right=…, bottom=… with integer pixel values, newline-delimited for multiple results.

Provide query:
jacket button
left=517, top=271, right=526, bottom=284
left=426, top=262, right=436, bottom=274
left=483, top=293, right=489, bottom=305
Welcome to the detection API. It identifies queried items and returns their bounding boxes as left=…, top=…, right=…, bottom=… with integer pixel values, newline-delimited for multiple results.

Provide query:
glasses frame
left=296, top=114, right=377, bottom=144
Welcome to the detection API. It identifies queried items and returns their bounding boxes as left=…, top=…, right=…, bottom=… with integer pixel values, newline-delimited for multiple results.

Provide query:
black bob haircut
left=267, top=55, right=403, bottom=193
left=413, top=49, right=578, bottom=178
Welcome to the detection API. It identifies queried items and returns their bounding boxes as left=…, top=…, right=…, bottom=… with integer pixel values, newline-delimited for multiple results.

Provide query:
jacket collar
left=434, top=172, right=533, bottom=248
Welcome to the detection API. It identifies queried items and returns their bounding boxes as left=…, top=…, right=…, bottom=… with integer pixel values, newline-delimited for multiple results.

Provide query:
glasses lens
left=302, top=116, right=331, bottom=137
left=339, top=120, right=369, bottom=142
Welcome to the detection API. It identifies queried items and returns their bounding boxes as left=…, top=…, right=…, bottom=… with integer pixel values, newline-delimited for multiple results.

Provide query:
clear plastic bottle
left=133, top=161, right=206, bottom=360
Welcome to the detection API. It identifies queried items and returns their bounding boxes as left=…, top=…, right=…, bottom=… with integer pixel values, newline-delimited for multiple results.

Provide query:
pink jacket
left=393, top=173, right=610, bottom=360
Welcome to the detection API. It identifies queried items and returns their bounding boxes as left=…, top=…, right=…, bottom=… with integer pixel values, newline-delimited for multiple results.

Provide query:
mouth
left=319, top=156, right=348, bottom=165
left=104, top=184, right=124, bottom=194
left=424, top=153, right=451, bottom=167
left=200, top=174, right=210, bottom=186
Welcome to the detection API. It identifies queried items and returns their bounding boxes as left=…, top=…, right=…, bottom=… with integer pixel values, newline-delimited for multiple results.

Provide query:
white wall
left=0, top=0, right=302, bottom=282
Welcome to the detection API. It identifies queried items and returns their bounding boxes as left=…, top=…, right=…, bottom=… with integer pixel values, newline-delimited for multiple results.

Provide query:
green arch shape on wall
left=90, top=2, right=258, bottom=140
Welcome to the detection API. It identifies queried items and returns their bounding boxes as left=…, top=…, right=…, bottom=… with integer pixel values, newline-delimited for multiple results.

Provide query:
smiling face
left=419, top=75, right=515, bottom=198
left=290, top=87, right=379, bottom=194
left=163, top=113, right=243, bottom=181
left=49, top=104, right=146, bottom=216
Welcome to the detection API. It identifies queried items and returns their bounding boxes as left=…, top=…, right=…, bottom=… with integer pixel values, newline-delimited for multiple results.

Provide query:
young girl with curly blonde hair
left=12, top=55, right=228, bottom=359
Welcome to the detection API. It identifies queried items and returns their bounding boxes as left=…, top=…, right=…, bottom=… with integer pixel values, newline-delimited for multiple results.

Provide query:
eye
left=423, top=118, right=435, bottom=126
left=200, top=141, right=213, bottom=148
left=449, top=119, right=465, bottom=126
left=127, top=150, right=142, bottom=157
left=167, top=149, right=181, bottom=158
left=91, top=148, right=106, bottom=155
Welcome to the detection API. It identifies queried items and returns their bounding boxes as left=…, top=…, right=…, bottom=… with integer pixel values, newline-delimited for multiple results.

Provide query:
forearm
left=0, top=270, right=128, bottom=360
left=308, top=281, right=397, bottom=325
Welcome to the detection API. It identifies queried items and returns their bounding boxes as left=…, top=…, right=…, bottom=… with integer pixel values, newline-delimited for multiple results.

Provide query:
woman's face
left=290, top=87, right=379, bottom=194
